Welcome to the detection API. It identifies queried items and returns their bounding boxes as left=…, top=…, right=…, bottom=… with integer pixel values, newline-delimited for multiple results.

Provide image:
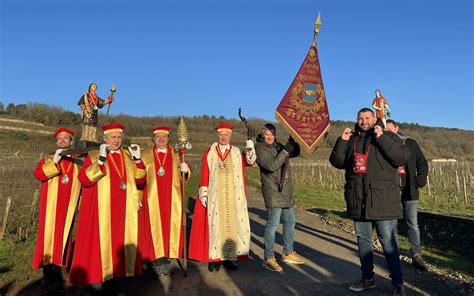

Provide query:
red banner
left=275, top=39, right=330, bottom=155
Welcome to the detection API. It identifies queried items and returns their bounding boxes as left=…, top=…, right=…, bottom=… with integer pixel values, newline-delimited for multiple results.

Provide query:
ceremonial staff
left=105, top=84, right=116, bottom=121
left=174, top=117, right=191, bottom=277
left=238, top=108, right=256, bottom=144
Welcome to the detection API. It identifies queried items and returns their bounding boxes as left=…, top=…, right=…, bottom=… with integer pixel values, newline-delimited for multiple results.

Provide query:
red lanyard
left=353, top=137, right=371, bottom=154
left=215, top=145, right=231, bottom=162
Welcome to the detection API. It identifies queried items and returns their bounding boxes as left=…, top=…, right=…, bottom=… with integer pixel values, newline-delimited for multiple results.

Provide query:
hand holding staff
left=105, top=84, right=116, bottom=120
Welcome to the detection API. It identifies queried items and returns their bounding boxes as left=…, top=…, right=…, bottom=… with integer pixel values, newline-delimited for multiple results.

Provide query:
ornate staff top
left=175, top=117, right=192, bottom=152
left=238, top=108, right=255, bottom=140
left=314, top=12, right=322, bottom=40
left=110, top=84, right=117, bottom=94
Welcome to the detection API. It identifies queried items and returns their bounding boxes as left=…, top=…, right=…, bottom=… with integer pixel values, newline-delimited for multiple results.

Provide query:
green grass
left=418, top=194, right=474, bottom=217
left=0, top=238, right=41, bottom=290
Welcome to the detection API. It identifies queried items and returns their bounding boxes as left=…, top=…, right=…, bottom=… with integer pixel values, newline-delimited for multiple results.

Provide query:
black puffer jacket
left=400, top=137, right=429, bottom=201
left=329, top=125, right=411, bottom=220
left=255, top=135, right=300, bottom=208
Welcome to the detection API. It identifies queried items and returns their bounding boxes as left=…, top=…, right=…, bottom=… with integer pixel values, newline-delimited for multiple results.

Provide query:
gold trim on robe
left=62, top=159, right=82, bottom=256
left=41, top=156, right=82, bottom=265
left=88, top=150, right=141, bottom=281
left=141, top=148, right=186, bottom=259
left=42, top=157, right=60, bottom=179
left=43, top=167, right=59, bottom=265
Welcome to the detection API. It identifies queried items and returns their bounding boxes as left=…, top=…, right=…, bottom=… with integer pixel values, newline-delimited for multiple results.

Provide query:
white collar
left=110, top=149, right=121, bottom=154
left=156, top=147, right=167, bottom=153
left=219, top=144, right=230, bottom=150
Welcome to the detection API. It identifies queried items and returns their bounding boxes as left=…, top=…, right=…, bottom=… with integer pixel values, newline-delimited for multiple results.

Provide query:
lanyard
left=108, top=150, right=125, bottom=183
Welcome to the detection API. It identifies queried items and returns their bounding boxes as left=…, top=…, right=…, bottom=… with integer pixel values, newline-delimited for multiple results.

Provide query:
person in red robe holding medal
left=33, top=128, right=82, bottom=286
left=189, top=123, right=256, bottom=272
left=69, top=123, right=146, bottom=294
left=138, top=126, right=191, bottom=276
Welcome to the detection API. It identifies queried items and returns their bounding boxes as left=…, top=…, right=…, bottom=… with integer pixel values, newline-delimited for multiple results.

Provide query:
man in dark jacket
left=386, top=119, right=429, bottom=272
left=329, top=108, right=410, bottom=296
left=255, top=123, right=304, bottom=272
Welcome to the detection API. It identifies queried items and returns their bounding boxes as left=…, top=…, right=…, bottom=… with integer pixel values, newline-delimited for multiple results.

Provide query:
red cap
left=53, top=127, right=75, bottom=139
left=152, top=126, right=172, bottom=135
left=214, top=123, right=234, bottom=133
left=102, top=123, right=125, bottom=134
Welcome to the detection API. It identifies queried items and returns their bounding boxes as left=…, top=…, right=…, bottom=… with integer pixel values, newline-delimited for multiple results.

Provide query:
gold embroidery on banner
left=289, top=79, right=326, bottom=114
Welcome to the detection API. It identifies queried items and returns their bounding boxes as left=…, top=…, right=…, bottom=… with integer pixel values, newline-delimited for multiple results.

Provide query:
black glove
left=283, top=142, right=294, bottom=154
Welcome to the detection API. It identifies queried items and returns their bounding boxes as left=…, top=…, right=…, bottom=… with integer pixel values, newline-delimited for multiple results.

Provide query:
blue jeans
left=403, top=200, right=421, bottom=255
left=264, top=207, right=295, bottom=259
left=354, top=220, right=403, bottom=286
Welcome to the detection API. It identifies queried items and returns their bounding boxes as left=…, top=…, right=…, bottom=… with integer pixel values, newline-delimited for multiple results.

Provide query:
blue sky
left=1, top=0, right=472, bottom=129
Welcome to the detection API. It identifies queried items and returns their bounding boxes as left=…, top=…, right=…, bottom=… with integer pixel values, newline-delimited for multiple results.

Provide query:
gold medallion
left=157, top=167, right=165, bottom=176
left=61, top=174, right=69, bottom=185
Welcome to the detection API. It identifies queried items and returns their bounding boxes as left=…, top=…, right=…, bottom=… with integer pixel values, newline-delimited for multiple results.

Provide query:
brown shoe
left=262, top=257, right=283, bottom=272
left=412, top=253, right=428, bottom=272
left=282, top=251, right=305, bottom=264
left=349, top=278, right=376, bottom=292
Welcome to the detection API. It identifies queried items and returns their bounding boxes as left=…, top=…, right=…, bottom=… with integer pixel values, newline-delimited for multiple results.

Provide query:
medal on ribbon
left=157, top=166, right=165, bottom=176
left=61, top=174, right=69, bottom=184
left=108, top=150, right=127, bottom=191
left=154, top=147, right=168, bottom=177
left=60, top=158, right=73, bottom=185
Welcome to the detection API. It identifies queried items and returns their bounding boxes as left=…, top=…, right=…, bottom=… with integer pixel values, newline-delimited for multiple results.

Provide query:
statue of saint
left=372, top=89, right=390, bottom=127
left=77, top=83, right=114, bottom=147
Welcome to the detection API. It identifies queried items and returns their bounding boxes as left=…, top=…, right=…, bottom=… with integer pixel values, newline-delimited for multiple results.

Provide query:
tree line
left=1, top=102, right=472, bottom=160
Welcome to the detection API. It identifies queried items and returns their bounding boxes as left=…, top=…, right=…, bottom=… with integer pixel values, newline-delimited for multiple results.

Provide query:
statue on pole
left=372, top=89, right=391, bottom=127
left=77, top=83, right=115, bottom=147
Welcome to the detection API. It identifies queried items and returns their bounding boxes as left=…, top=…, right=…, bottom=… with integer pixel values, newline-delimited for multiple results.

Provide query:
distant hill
left=0, top=102, right=473, bottom=160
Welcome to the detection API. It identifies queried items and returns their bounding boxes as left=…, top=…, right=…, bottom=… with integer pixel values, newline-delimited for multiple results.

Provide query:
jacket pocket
left=370, top=181, right=399, bottom=212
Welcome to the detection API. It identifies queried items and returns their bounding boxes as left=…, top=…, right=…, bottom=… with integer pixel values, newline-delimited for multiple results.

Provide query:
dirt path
left=13, top=186, right=469, bottom=295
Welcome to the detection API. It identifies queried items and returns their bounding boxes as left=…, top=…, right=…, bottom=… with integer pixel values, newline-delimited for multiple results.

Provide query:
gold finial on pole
left=175, top=116, right=192, bottom=152
left=110, top=84, right=117, bottom=94
left=177, top=117, right=189, bottom=145
left=314, top=12, right=322, bottom=39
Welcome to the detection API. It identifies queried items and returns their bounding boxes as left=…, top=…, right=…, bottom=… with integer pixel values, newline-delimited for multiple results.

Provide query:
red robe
left=138, top=145, right=191, bottom=262
left=32, top=155, right=82, bottom=269
left=372, top=96, right=388, bottom=120
left=189, top=143, right=251, bottom=262
left=69, top=149, right=146, bottom=285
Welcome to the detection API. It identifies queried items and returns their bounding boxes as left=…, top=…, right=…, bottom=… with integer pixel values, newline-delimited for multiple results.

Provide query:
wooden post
left=30, top=189, right=39, bottom=224
left=463, top=176, right=468, bottom=204
left=455, top=170, right=460, bottom=192
left=427, top=176, right=432, bottom=197
left=0, top=197, right=12, bottom=240
left=319, top=167, right=323, bottom=188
